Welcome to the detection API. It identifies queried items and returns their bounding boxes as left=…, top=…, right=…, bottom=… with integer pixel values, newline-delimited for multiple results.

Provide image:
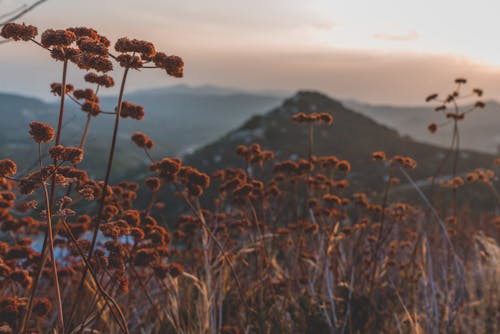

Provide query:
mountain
left=345, top=100, right=500, bottom=154
left=0, top=86, right=283, bottom=178
left=184, top=91, right=497, bottom=209
left=96, top=86, right=283, bottom=155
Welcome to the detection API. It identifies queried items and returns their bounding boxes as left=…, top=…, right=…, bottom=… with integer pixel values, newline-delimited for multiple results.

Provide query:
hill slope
left=185, top=91, right=496, bottom=207
left=345, top=100, right=500, bottom=154
left=0, top=86, right=282, bottom=178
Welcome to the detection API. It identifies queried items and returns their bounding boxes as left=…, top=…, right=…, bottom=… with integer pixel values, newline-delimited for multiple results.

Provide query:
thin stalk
left=79, top=113, right=92, bottom=149
left=308, top=123, right=314, bottom=160
left=368, top=166, right=394, bottom=294
left=88, top=66, right=130, bottom=264
left=38, top=143, right=65, bottom=332
left=20, top=59, right=69, bottom=334
left=59, top=218, right=129, bottom=334
left=67, top=66, right=130, bottom=331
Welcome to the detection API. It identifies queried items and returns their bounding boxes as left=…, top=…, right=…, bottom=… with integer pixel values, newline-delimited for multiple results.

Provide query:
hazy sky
left=1, top=0, right=500, bottom=104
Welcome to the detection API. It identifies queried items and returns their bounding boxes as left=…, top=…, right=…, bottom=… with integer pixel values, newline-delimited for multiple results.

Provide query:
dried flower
left=67, top=27, right=99, bottom=40
left=428, top=123, right=438, bottom=133
left=153, top=53, right=184, bottom=77
left=119, top=101, right=144, bottom=120
left=77, top=53, right=113, bottom=72
left=145, top=177, right=161, bottom=191
left=49, top=145, right=83, bottom=164
left=475, top=101, right=485, bottom=109
left=84, top=72, right=114, bottom=87
left=41, top=29, right=76, bottom=47
left=131, top=132, right=154, bottom=149
left=372, top=151, right=386, bottom=161
left=50, top=82, right=74, bottom=96
left=76, top=36, right=108, bottom=55
left=336, top=160, right=351, bottom=172
left=29, top=121, right=54, bottom=143
left=425, top=93, right=438, bottom=102
left=116, top=54, right=143, bottom=69
left=115, top=37, right=156, bottom=57
left=32, top=298, right=51, bottom=318
left=473, top=88, right=483, bottom=97
left=318, top=112, right=334, bottom=125
left=168, top=262, right=184, bottom=278
left=81, top=101, right=101, bottom=116
left=1, top=22, right=38, bottom=41
left=0, top=160, right=17, bottom=177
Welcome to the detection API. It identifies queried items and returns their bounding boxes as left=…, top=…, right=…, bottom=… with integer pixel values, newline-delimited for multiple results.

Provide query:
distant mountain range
left=184, top=91, right=497, bottom=209
left=1, top=85, right=498, bottom=195
left=346, top=99, right=500, bottom=154
left=0, top=85, right=283, bottom=178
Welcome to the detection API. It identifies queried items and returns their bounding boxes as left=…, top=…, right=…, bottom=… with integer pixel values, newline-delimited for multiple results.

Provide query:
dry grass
left=0, top=23, right=498, bottom=334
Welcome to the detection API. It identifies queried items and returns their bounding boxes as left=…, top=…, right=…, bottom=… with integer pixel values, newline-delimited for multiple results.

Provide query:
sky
left=1, top=0, right=500, bottom=105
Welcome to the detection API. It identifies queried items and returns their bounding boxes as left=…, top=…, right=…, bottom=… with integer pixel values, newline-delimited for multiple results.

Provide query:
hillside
left=184, top=91, right=497, bottom=208
left=0, top=86, right=282, bottom=178
left=346, top=99, right=500, bottom=154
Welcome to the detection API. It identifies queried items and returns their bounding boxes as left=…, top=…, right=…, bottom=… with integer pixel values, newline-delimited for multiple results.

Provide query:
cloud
left=373, top=30, right=419, bottom=42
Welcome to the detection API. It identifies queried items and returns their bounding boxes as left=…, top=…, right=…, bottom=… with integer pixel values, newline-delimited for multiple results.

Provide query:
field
left=0, top=23, right=499, bottom=334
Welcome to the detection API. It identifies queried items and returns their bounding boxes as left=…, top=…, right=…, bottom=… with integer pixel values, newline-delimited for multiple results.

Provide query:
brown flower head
left=50, top=47, right=81, bottom=62
left=10, top=269, right=32, bottom=288
left=0, top=160, right=17, bottom=177
left=428, top=123, right=438, bottom=133
left=115, top=37, right=156, bottom=58
left=76, top=36, right=108, bottom=55
left=473, top=88, right=483, bottom=97
left=77, top=53, right=113, bottom=72
left=475, top=101, right=485, bottom=109
left=81, top=101, right=101, bottom=116
left=153, top=52, right=184, bottom=77
left=41, top=29, right=76, bottom=47
left=168, top=262, right=184, bottom=278
left=291, top=112, right=309, bottom=123
left=131, top=132, right=154, bottom=149
left=119, top=101, right=144, bottom=120
left=73, top=88, right=98, bottom=102
left=32, top=298, right=51, bottom=318
left=49, top=145, right=83, bottom=164
left=116, top=54, right=143, bottom=69
left=1, top=22, right=38, bottom=41
left=84, top=72, right=114, bottom=87
left=50, top=83, right=74, bottom=96
left=145, top=177, right=161, bottom=191
left=29, top=121, right=54, bottom=143
left=67, top=27, right=99, bottom=40
left=372, top=151, right=386, bottom=161
left=336, top=160, right=351, bottom=172
left=318, top=112, right=334, bottom=125
left=425, top=93, right=438, bottom=102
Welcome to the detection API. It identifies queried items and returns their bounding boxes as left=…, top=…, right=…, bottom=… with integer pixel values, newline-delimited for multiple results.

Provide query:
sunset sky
left=1, top=0, right=499, bottom=104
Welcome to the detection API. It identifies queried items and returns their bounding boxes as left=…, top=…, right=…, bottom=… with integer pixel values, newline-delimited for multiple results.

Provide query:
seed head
left=371, top=151, right=386, bottom=161
left=50, top=83, right=74, bottom=96
left=77, top=53, right=113, bottom=72
left=425, top=93, right=438, bottom=102
left=120, top=101, right=145, bottom=120
left=41, top=29, right=76, bottom=47
left=84, top=72, right=114, bottom=87
left=131, top=132, right=154, bottom=149
left=1, top=22, right=38, bottom=41
left=76, top=36, right=108, bottom=55
left=153, top=53, right=184, bottom=77
left=0, top=160, right=17, bottom=177
left=428, top=123, right=438, bottom=133
left=29, top=121, right=54, bottom=143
